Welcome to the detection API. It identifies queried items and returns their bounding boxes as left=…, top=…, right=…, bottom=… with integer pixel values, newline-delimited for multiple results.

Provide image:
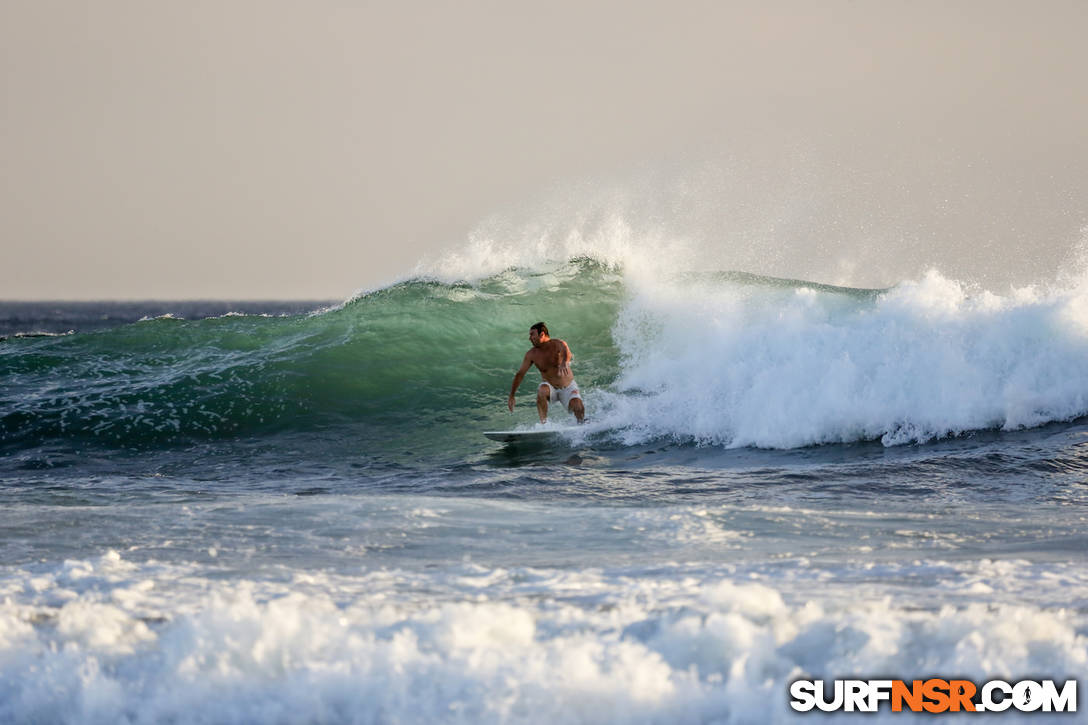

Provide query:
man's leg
left=536, top=384, right=551, bottom=423
left=568, top=397, right=585, bottom=424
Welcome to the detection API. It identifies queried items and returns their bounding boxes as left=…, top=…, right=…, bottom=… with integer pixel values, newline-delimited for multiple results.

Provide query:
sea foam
left=1, top=550, right=1084, bottom=724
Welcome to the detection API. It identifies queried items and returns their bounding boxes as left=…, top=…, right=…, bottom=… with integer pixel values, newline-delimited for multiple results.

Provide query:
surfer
left=508, top=322, right=586, bottom=424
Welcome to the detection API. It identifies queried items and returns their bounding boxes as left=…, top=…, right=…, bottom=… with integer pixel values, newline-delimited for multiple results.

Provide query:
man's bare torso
left=528, top=339, right=574, bottom=389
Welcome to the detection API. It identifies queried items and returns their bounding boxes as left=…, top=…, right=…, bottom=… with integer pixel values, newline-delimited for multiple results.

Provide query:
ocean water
left=2, top=258, right=1087, bottom=724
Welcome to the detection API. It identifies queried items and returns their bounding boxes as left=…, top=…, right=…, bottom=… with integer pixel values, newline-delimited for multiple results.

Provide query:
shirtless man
left=508, top=322, right=586, bottom=423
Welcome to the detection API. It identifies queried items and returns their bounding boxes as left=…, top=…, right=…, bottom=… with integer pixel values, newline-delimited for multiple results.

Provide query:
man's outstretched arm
left=508, top=353, right=533, bottom=412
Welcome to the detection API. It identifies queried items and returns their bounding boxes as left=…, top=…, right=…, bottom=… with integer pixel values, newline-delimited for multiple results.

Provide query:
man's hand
left=507, top=394, right=515, bottom=412
left=557, top=362, right=571, bottom=377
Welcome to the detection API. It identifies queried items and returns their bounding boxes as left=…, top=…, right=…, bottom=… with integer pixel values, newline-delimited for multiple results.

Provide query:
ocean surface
left=2, top=258, right=1086, bottom=723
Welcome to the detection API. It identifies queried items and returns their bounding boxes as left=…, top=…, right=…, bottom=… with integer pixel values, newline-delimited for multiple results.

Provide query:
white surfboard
left=483, top=427, right=583, bottom=443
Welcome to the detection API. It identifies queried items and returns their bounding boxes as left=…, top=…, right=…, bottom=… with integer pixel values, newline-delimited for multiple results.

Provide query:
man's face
left=529, top=328, right=542, bottom=347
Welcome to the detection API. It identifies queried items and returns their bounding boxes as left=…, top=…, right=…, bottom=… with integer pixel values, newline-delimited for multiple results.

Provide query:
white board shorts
left=540, top=380, right=582, bottom=408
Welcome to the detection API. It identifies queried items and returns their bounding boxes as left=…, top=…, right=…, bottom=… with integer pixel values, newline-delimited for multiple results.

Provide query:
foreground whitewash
left=1, top=550, right=1084, bottom=724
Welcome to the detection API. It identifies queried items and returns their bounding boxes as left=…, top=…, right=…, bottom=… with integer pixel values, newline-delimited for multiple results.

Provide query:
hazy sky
left=3, top=0, right=1087, bottom=299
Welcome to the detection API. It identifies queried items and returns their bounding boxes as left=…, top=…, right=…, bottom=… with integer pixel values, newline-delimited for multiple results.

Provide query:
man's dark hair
left=530, top=321, right=549, bottom=337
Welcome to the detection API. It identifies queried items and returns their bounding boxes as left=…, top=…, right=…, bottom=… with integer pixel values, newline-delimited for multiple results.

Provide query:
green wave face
left=0, top=260, right=626, bottom=456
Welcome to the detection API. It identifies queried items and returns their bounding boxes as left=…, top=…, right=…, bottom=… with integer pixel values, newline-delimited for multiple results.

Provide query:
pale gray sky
left=2, top=0, right=1086, bottom=299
